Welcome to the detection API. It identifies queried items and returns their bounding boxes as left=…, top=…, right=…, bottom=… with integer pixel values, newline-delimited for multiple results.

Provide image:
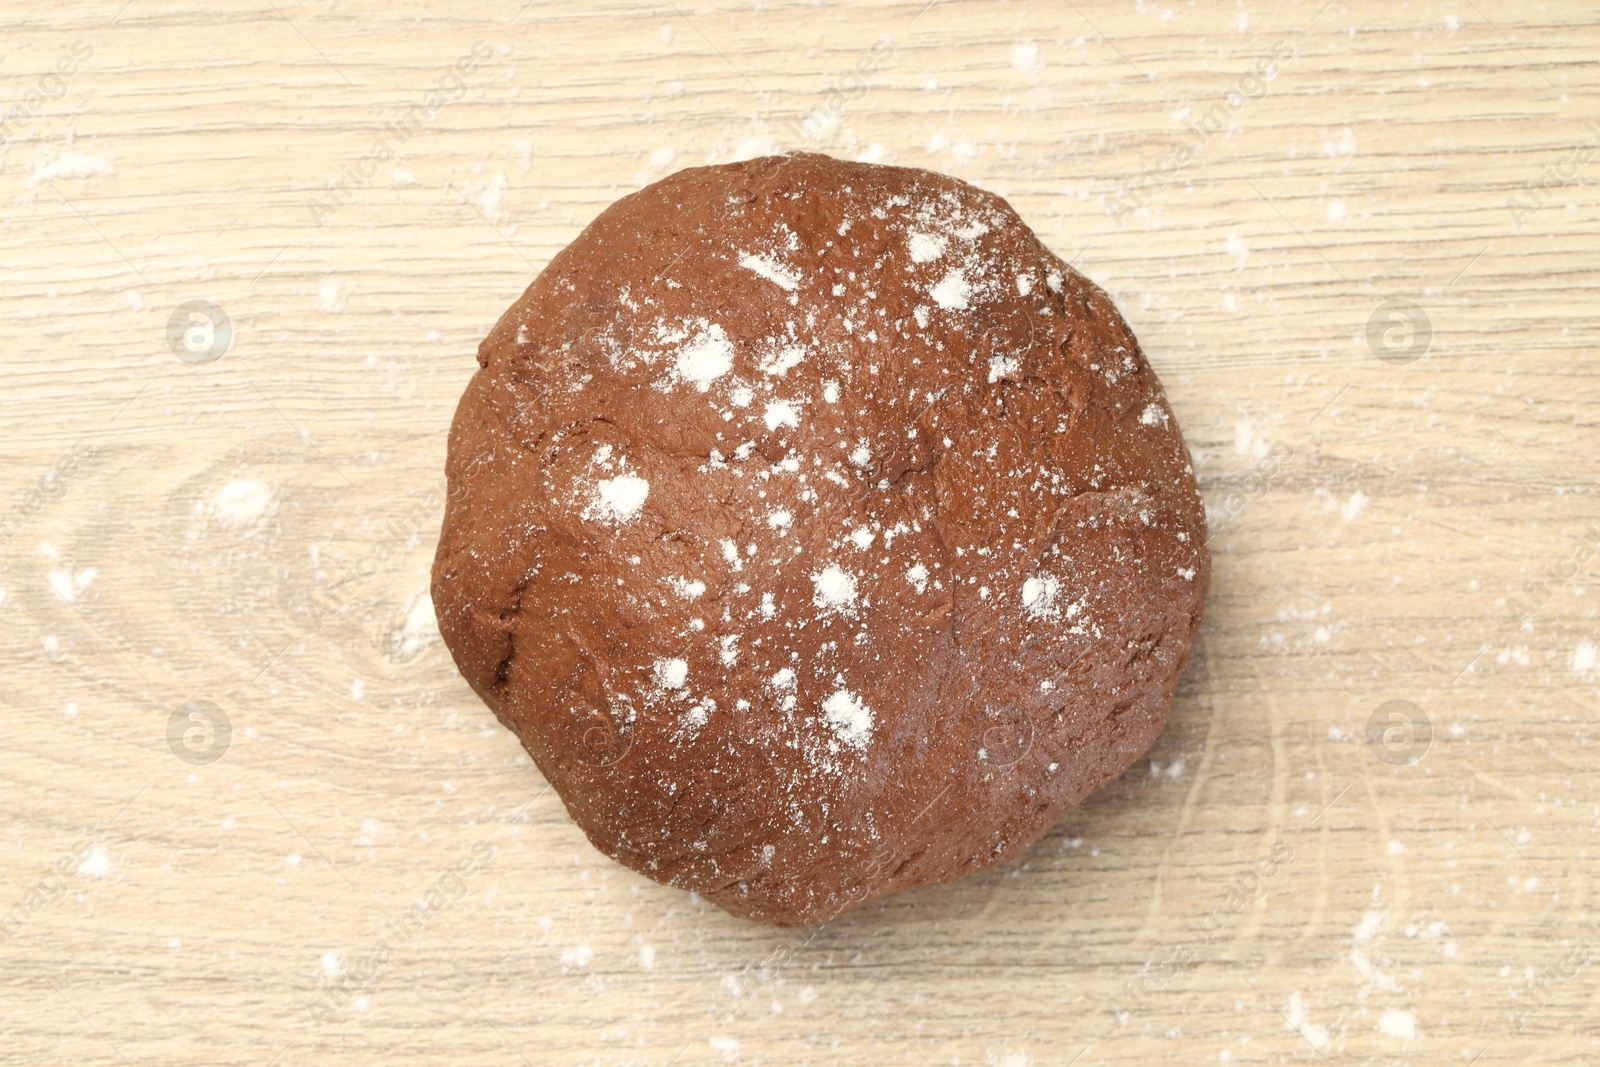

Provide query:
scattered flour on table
left=80, top=846, right=112, bottom=878
left=990, top=1051, right=1032, bottom=1067
left=1377, top=1007, right=1417, bottom=1040
left=47, top=568, right=97, bottom=603
left=210, top=480, right=275, bottom=526
left=1284, top=993, right=1330, bottom=1051
left=26, top=153, right=115, bottom=188
left=318, top=277, right=346, bottom=313
left=1010, top=42, right=1042, bottom=73
left=559, top=945, right=593, bottom=969
left=388, top=593, right=440, bottom=662
left=1342, top=490, right=1368, bottom=522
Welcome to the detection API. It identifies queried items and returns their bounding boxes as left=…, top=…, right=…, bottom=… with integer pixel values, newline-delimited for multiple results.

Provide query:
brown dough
left=432, top=153, right=1209, bottom=926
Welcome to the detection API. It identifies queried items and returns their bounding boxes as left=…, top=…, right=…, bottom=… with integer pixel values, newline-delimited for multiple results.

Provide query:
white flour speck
left=764, top=400, right=801, bottom=431
left=906, top=563, right=929, bottom=593
left=761, top=344, right=806, bottom=377
left=1285, top=993, right=1330, bottom=1050
left=987, top=354, right=1019, bottom=383
left=318, top=277, right=346, bottom=314
left=930, top=269, right=971, bottom=310
left=46, top=568, right=97, bottom=603
left=738, top=252, right=800, bottom=291
left=1377, top=1008, right=1416, bottom=1040
left=821, top=689, right=873, bottom=749
left=593, top=475, right=649, bottom=522
left=676, top=323, right=734, bottom=391
left=1353, top=910, right=1384, bottom=944
left=26, top=153, right=116, bottom=189
left=80, top=846, right=111, bottom=878
left=390, top=593, right=440, bottom=661
left=212, top=480, right=275, bottom=526
left=1140, top=403, right=1168, bottom=426
left=669, top=578, right=707, bottom=599
left=812, top=566, right=857, bottom=613
left=653, top=657, right=688, bottom=689
left=1022, top=574, right=1060, bottom=618
left=908, top=232, right=948, bottom=263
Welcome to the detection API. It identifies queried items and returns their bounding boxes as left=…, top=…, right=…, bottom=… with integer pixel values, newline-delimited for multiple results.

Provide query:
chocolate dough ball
left=432, top=153, right=1209, bottom=926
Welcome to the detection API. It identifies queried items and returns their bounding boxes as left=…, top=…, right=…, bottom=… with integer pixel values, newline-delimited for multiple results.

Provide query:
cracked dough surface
left=432, top=153, right=1209, bottom=926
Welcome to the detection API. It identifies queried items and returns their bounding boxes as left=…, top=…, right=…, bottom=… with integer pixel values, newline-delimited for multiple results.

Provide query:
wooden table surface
left=4, top=1, right=1598, bottom=1063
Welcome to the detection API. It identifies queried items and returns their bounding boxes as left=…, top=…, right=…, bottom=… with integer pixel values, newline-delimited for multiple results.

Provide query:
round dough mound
left=433, top=154, right=1209, bottom=926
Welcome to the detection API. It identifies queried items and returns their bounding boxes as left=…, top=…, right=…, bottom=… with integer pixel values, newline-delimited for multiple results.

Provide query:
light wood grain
left=3, top=0, right=1598, bottom=1063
